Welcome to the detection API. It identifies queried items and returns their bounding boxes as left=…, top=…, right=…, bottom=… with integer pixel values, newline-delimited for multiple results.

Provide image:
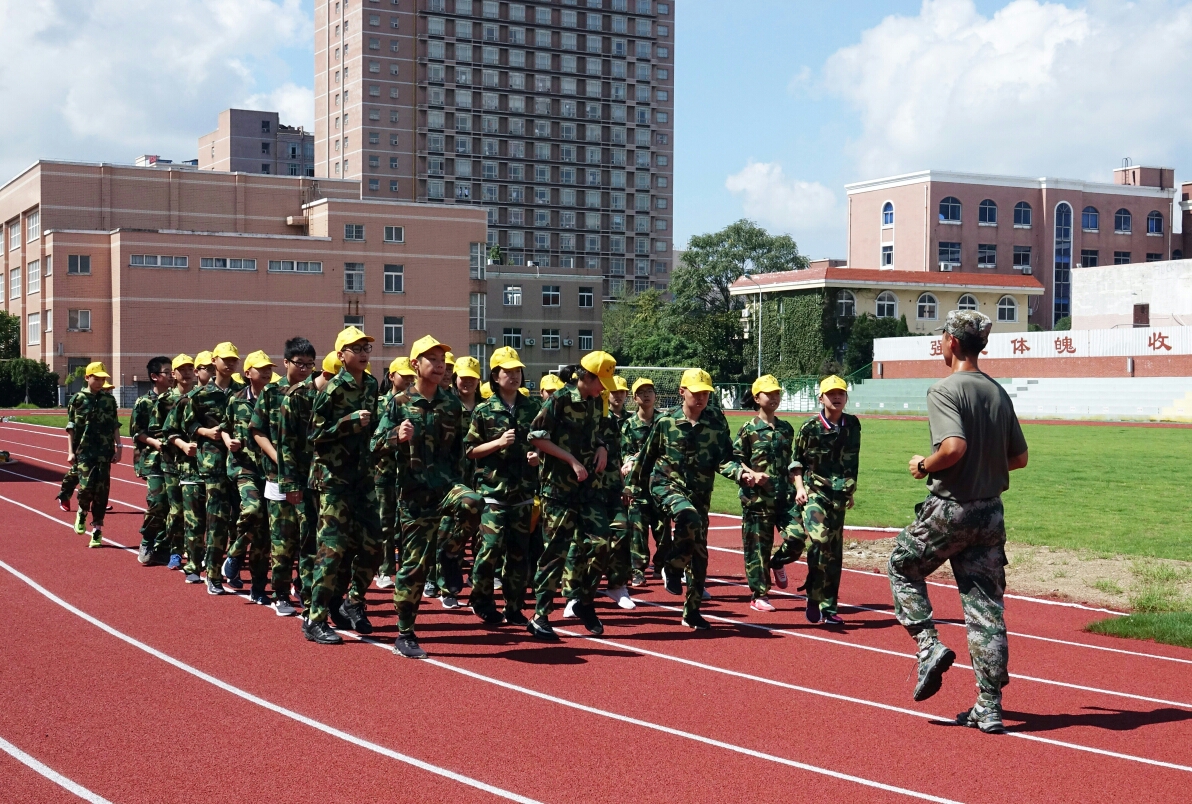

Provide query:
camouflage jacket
left=464, top=391, right=540, bottom=502
left=149, top=388, right=182, bottom=476
left=278, top=375, right=317, bottom=494
left=129, top=390, right=159, bottom=476
left=180, top=378, right=243, bottom=478
left=792, top=411, right=862, bottom=498
left=529, top=385, right=605, bottom=502
left=249, top=378, right=288, bottom=483
left=369, top=389, right=409, bottom=481
left=636, top=406, right=734, bottom=501
left=308, top=368, right=379, bottom=490
left=226, top=383, right=267, bottom=479
left=66, top=389, right=120, bottom=463
left=378, top=386, right=465, bottom=498
left=726, top=416, right=796, bottom=509
left=593, top=414, right=625, bottom=494
left=162, top=390, right=199, bottom=481
left=620, top=410, right=659, bottom=497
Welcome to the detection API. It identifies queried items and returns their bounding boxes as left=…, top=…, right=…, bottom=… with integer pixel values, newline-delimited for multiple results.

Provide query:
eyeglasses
left=345, top=343, right=373, bottom=355
left=287, top=359, right=317, bottom=370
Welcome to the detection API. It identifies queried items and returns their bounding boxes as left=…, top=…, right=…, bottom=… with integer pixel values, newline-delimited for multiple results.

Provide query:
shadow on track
left=1003, top=706, right=1192, bottom=734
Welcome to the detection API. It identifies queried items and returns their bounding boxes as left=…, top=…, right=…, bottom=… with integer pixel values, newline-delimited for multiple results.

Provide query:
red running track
left=2, top=421, right=1192, bottom=803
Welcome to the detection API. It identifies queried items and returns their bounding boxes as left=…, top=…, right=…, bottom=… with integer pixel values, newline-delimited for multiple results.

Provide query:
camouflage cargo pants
left=770, top=497, right=809, bottom=570
left=202, top=475, right=236, bottom=585
left=376, top=477, right=398, bottom=577
left=888, top=494, right=1010, bottom=696
left=308, top=484, right=382, bottom=623
left=180, top=481, right=207, bottom=574
left=57, top=462, right=79, bottom=503
left=393, top=493, right=450, bottom=632
left=539, top=496, right=609, bottom=617
left=469, top=499, right=534, bottom=616
left=139, top=474, right=167, bottom=550
left=155, top=472, right=185, bottom=556
left=603, top=492, right=631, bottom=589
left=433, top=483, right=482, bottom=594
left=294, top=491, right=319, bottom=608
left=268, top=497, right=298, bottom=602
left=791, top=492, right=847, bottom=615
left=654, top=488, right=711, bottom=618
left=628, top=496, right=669, bottom=572
left=76, top=461, right=112, bottom=526
left=234, top=475, right=270, bottom=586
left=740, top=504, right=780, bottom=599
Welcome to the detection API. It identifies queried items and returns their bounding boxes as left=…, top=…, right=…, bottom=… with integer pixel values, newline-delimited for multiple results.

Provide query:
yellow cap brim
left=456, top=368, right=482, bottom=379
left=599, top=376, right=618, bottom=392
left=684, top=382, right=714, bottom=394
left=494, top=360, right=526, bottom=371
left=754, top=383, right=782, bottom=395
left=89, top=371, right=111, bottom=379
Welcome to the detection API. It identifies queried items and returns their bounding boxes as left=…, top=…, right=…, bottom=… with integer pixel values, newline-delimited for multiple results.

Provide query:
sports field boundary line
left=0, top=464, right=148, bottom=513
left=0, top=734, right=115, bottom=804
left=0, top=445, right=148, bottom=489
left=0, top=421, right=136, bottom=445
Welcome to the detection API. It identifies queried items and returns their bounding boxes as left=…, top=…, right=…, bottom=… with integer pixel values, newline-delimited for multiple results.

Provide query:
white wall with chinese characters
left=874, top=326, right=1192, bottom=362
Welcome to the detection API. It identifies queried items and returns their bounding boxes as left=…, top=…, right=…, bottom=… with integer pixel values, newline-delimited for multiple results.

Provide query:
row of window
left=340, top=314, right=406, bottom=346
left=426, top=17, right=670, bottom=44
left=835, top=290, right=1019, bottom=323
left=5, top=211, right=40, bottom=251
left=501, top=327, right=594, bottom=351
left=426, top=63, right=670, bottom=86
left=422, top=39, right=670, bottom=64
left=17, top=309, right=93, bottom=347
left=426, top=181, right=666, bottom=204
left=500, top=284, right=595, bottom=307
left=912, top=198, right=1165, bottom=234
left=920, top=243, right=1168, bottom=269
left=421, top=128, right=668, bottom=156
left=425, top=0, right=669, bottom=19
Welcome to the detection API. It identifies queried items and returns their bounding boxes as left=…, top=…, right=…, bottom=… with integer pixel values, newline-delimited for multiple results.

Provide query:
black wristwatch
left=918, top=460, right=927, bottom=476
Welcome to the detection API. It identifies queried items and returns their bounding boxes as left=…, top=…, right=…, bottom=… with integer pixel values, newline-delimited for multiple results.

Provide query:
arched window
left=836, top=290, right=856, bottom=318
left=1082, top=206, right=1099, bottom=231
left=978, top=199, right=997, bottom=224
left=917, top=293, right=938, bottom=320
left=1054, top=202, right=1073, bottom=324
left=957, top=294, right=979, bottom=311
left=938, top=196, right=961, bottom=222
left=1013, top=202, right=1032, bottom=227
left=1147, top=211, right=1164, bottom=234
left=1175, top=249, right=1185, bottom=260
left=997, top=295, right=1018, bottom=322
left=882, top=202, right=894, bottom=226
left=876, top=291, right=898, bottom=319
left=1115, top=208, right=1132, bottom=233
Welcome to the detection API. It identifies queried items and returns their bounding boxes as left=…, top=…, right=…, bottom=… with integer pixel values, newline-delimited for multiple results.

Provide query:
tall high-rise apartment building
left=315, top=0, right=675, bottom=299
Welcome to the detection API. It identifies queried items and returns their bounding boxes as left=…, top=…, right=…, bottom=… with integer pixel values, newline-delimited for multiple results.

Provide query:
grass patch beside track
left=6, top=413, right=130, bottom=430
left=1086, top=613, right=1192, bottom=649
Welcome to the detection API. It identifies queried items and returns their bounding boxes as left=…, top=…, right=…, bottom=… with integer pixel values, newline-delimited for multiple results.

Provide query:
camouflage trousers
left=469, top=498, right=535, bottom=616
left=740, top=505, right=779, bottom=599
left=308, top=484, right=382, bottom=623
left=180, top=481, right=207, bottom=574
left=230, top=475, right=270, bottom=587
left=888, top=494, right=1010, bottom=696
left=774, top=492, right=847, bottom=614
left=375, top=477, right=398, bottom=577
left=57, top=462, right=79, bottom=503
left=201, top=475, right=236, bottom=585
left=432, top=483, right=482, bottom=595
left=654, top=488, right=711, bottom=618
left=628, top=496, right=670, bottom=572
left=537, top=496, right=609, bottom=617
left=155, top=472, right=184, bottom=556
left=393, top=491, right=454, bottom=632
left=76, top=461, right=112, bottom=526
left=603, top=493, right=631, bottom=589
left=138, top=475, right=167, bottom=551
left=268, top=491, right=319, bottom=606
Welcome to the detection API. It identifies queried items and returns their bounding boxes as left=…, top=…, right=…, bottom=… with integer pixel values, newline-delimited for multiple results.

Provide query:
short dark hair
left=284, top=337, right=316, bottom=361
left=146, top=356, right=170, bottom=376
left=488, top=365, right=526, bottom=389
left=949, top=330, right=986, bottom=359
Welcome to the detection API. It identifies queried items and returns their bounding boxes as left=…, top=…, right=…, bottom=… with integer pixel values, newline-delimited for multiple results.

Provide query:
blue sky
left=4, top=0, right=1191, bottom=259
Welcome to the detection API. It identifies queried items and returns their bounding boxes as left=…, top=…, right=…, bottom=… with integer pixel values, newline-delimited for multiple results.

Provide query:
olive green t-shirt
left=926, top=371, right=1027, bottom=502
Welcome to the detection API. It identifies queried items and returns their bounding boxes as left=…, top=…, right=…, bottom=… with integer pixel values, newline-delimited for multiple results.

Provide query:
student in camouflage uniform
left=620, top=378, right=667, bottom=586
left=302, top=327, right=382, bottom=645
left=372, top=356, right=416, bottom=591
left=772, top=375, right=861, bottom=624
left=526, top=351, right=617, bottom=640
left=538, top=373, right=564, bottom=404
left=132, top=356, right=172, bottom=565
left=278, top=351, right=324, bottom=612
left=888, top=310, right=1029, bottom=734
left=151, top=355, right=195, bottom=569
left=166, top=353, right=211, bottom=583
left=380, top=335, right=478, bottom=659
left=179, top=342, right=242, bottom=596
left=464, top=347, right=540, bottom=626
left=65, top=362, right=123, bottom=546
left=634, top=369, right=760, bottom=630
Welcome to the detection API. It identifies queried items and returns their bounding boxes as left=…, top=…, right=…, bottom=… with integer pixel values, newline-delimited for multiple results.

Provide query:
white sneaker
left=563, top=598, right=578, bottom=619
left=273, top=598, right=297, bottom=617
left=701, top=587, right=711, bottom=601
left=493, top=577, right=503, bottom=591
left=604, top=585, right=636, bottom=610
left=440, top=595, right=460, bottom=609
left=375, top=574, right=393, bottom=589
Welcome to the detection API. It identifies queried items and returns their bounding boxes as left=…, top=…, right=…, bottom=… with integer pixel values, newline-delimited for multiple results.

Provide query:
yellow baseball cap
left=212, top=342, right=239, bottom=360
left=102, top=380, right=115, bottom=389
left=243, top=350, right=275, bottom=373
left=612, top=376, right=629, bottom=393
left=335, top=326, right=374, bottom=353
left=232, top=373, right=244, bottom=384
left=752, top=374, right=782, bottom=396
left=519, top=387, right=530, bottom=397
left=680, top=368, right=714, bottom=394
left=410, top=335, right=450, bottom=361
left=455, top=355, right=482, bottom=379
left=490, top=345, right=526, bottom=371
left=322, top=352, right=342, bottom=374
left=84, top=361, right=110, bottom=378
left=631, top=377, right=654, bottom=396
left=479, top=381, right=493, bottom=399
left=194, top=351, right=214, bottom=368
left=819, top=375, right=848, bottom=395
left=540, top=374, right=564, bottom=392
left=388, top=356, right=416, bottom=377
left=172, top=354, right=194, bottom=370
left=580, top=350, right=618, bottom=392
left=444, top=351, right=456, bottom=367
left=270, top=371, right=283, bottom=383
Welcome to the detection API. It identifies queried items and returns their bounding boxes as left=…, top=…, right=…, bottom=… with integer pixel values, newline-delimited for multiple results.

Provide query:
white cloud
left=822, top=0, right=1192, bottom=181
left=0, top=0, right=311, bottom=177
left=242, top=82, right=314, bottom=132
left=725, top=160, right=839, bottom=238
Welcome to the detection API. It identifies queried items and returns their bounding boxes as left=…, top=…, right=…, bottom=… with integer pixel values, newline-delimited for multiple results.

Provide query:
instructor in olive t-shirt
left=887, top=310, right=1029, bottom=735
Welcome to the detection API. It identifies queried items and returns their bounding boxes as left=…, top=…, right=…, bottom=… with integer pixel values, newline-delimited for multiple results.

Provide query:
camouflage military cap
left=940, top=310, right=993, bottom=344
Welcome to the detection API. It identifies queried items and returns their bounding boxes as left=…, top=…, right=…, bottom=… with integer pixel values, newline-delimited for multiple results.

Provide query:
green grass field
left=1087, top=614, right=1192, bottom=649
left=8, top=414, right=131, bottom=430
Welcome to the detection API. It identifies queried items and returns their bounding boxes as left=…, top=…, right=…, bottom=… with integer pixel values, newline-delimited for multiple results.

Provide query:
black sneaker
left=503, top=609, right=530, bottom=627
left=575, top=601, right=604, bottom=636
left=137, top=545, right=153, bottom=565
left=303, top=618, right=343, bottom=645
left=340, top=599, right=374, bottom=634
left=441, top=556, right=465, bottom=596
left=328, top=597, right=353, bottom=630
left=682, top=610, right=711, bottom=630
left=473, top=606, right=505, bottom=626
left=805, top=600, right=822, bottom=624
left=393, top=632, right=427, bottom=659
left=248, top=587, right=271, bottom=606
left=423, top=580, right=439, bottom=598
left=527, top=616, right=559, bottom=641
left=662, top=566, right=683, bottom=596
left=913, top=640, right=956, bottom=702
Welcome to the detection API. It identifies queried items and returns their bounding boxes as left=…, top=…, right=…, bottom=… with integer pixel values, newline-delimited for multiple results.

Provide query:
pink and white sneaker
left=772, top=566, right=788, bottom=589
left=750, top=597, right=776, bottom=613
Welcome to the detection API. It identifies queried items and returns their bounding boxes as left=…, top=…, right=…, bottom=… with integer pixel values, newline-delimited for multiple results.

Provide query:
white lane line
left=0, top=734, right=115, bottom=803
left=0, top=491, right=140, bottom=553
left=0, top=422, right=134, bottom=446
left=547, top=626, right=1192, bottom=775
left=706, top=523, right=902, bottom=533
left=0, top=465, right=147, bottom=513
left=705, top=577, right=1192, bottom=666
left=0, top=446, right=146, bottom=489
left=0, top=557, right=545, bottom=804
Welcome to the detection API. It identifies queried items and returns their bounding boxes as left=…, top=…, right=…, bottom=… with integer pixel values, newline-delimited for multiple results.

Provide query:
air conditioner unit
left=485, top=336, right=496, bottom=345
left=938, top=262, right=955, bottom=272
left=524, top=337, right=536, bottom=346
left=1020, top=265, right=1032, bottom=275
left=562, top=338, right=574, bottom=347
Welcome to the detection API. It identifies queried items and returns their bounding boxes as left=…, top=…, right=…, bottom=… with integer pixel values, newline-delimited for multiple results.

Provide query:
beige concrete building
left=315, top=0, right=676, bottom=298
left=198, top=109, right=315, bottom=177
left=1, top=160, right=485, bottom=399
left=1072, top=258, right=1192, bottom=330
left=845, top=165, right=1179, bottom=328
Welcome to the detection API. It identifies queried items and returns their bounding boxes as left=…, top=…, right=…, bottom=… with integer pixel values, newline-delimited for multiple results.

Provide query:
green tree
left=842, top=313, right=912, bottom=377
left=0, top=311, right=19, bottom=359
left=0, top=357, right=59, bottom=407
left=1053, top=316, right=1071, bottom=331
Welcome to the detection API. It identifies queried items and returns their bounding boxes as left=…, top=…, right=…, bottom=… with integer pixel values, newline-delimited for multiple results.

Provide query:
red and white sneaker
left=772, top=566, right=788, bottom=589
left=57, top=497, right=71, bottom=513
left=750, top=597, right=776, bottom=613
